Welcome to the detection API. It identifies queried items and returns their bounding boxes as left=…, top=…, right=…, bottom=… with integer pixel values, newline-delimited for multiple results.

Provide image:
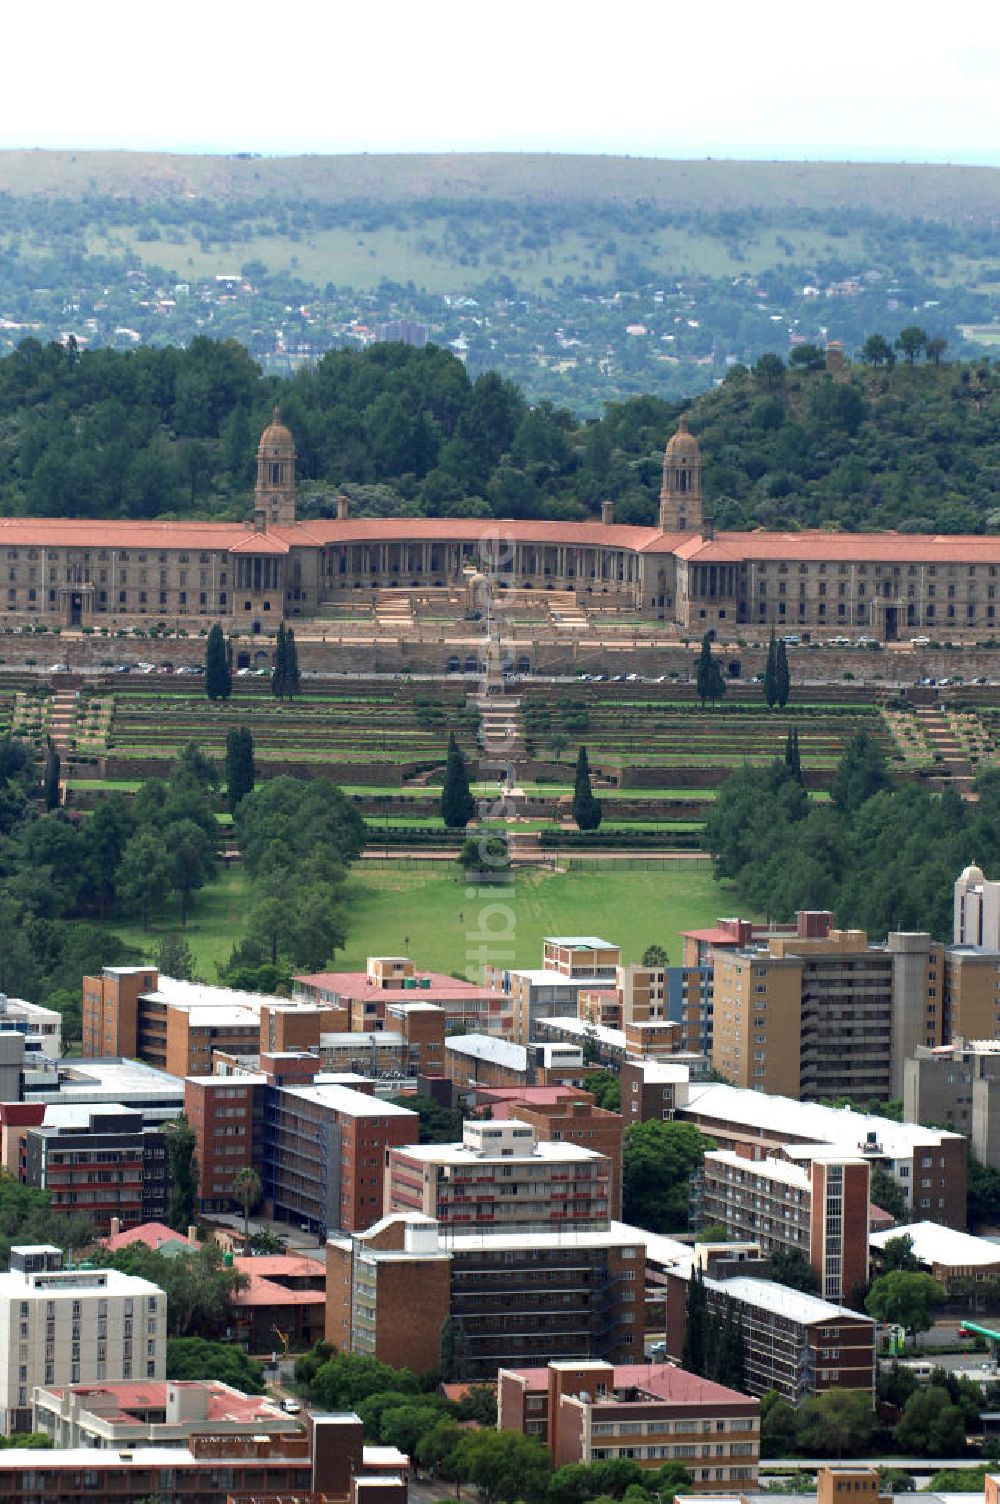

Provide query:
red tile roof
left=294, top=971, right=495, bottom=1003
left=102, top=1221, right=198, bottom=1253
left=46, top=1379, right=283, bottom=1425
left=233, top=1254, right=326, bottom=1280
left=505, top=1363, right=754, bottom=1406
left=230, top=1273, right=326, bottom=1308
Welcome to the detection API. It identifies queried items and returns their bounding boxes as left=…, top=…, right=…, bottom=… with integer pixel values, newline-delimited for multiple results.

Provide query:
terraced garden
left=98, top=682, right=480, bottom=774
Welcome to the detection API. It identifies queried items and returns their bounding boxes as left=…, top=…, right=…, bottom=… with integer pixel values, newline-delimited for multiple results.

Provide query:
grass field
left=99, top=860, right=739, bottom=974
left=95, top=857, right=747, bottom=981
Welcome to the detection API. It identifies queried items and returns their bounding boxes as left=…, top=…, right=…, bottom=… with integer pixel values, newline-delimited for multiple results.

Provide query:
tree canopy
left=622, top=1120, right=712, bottom=1232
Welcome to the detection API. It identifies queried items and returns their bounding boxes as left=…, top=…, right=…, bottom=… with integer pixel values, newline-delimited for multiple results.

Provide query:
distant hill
left=3, top=151, right=1000, bottom=218
left=0, top=151, right=997, bottom=412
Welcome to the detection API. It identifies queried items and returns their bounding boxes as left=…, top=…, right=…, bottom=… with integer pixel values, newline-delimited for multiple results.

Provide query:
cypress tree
left=784, top=728, right=802, bottom=783
left=441, top=732, right=475, bottom=829
left=226, top=726, right=255, bottom=812
left=43, top=738, right=60, bottom=810
left=285, top=628, right=301, bottom=698
left=681, top=1265, right=708, bottom=1376
left=696, top=634, right=714, bottom=707
left=572, top=745, right=602, bottom=831
left=775, top=635, right=791, bottom=707
left=205, top=622, right=232, bottom=700
left=272, top=624, right=288, bottom=699
left=763, top=631, right=778, bottom=708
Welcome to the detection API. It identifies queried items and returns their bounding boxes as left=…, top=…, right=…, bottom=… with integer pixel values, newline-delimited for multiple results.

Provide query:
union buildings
left=2, top=408, right=999, bottom=642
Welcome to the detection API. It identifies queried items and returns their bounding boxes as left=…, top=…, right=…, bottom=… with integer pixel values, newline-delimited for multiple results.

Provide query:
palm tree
left=233, top=1166, right=262, bottom=1250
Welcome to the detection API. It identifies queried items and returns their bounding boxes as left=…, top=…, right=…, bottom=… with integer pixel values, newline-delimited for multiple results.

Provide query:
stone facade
left=5, top=415, right=1000, bottom=640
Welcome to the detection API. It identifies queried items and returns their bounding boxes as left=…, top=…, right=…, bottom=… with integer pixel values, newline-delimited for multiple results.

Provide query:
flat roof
left=537, top=1015, right=626, bottom=1047
left=705, top=1149, right=811, bottom=1191
left=871, top=1220, right=1000, bottom=1269
left=23, top=1057, right=184, bottom=1103
left=683, top=1080, right=962, bottom=1156
left=283, top=1083, right=415, bottom=1118
left=708, top=1273, right=875, bottom=1326
left=394, top=1138, right=603, bottom=1166
left=149, top=976, right=298, bottom=1012
left=507, top=969, right=597, bottom=987
left=445, top=1034, right=527, bottom=1068
left=544, top=936, right=618, bottom=950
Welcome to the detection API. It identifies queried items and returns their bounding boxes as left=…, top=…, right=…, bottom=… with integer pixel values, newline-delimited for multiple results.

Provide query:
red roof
left=294, top=970, right=495, bottom=1004
left=682, top=927, right=747, bottom=945
left=473, top=1087, right=591, bottom=1114
left=45, top=1379, right=283, bottom=1425
left=102, top=1221, right=198, bottom=1253
left=230, top=1273, right=326, bottom=1308
left=506, top=1363, right=754, bottom=1406
left=233, top=1254, right=326, bottom=1280
left=674, top=529, right=1000, bottom=564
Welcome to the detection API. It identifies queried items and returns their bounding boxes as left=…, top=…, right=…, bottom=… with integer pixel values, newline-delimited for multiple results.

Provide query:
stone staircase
left=472, top=693, right=527, bottom=763
left=49, top=688, right=78, bottom=753
left=914, top=705, right=976, bottom=799
left=547, top=590, right=589, bottom=631
left=374, top=590, right=414, bottom=630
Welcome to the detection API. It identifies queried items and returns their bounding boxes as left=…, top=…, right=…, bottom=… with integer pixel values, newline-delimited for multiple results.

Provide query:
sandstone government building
left=2, top=409, right=1000, bottom=641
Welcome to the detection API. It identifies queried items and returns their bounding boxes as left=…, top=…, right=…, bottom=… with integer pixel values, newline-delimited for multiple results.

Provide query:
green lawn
left=92, top=864, right=249, bottom=974
left=92, top=857, right=748, bottom=981
left=333, top=859, right=746, bottom=979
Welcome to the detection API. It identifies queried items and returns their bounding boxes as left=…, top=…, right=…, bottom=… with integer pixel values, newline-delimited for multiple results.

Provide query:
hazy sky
left=4, top=0, right=998, bottom=164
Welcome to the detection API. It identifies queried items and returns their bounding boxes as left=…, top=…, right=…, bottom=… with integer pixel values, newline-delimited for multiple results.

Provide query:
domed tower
left=659, top=415, right=703, bottom=533
left=255, top=405, right=297, bottom=525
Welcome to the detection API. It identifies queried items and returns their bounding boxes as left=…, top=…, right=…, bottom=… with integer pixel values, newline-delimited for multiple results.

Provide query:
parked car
left=280, top=1399, right=302, bottom=1414
left=47, top=662, right=69, bottom=673
left=910, top=636, right=931, bottom=647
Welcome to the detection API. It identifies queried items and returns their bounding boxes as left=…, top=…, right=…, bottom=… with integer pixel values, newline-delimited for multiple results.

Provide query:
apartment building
left=184, top=1073, right=267, bottom=1215
left=0, top=1245, right=166, bottom=1435
left=385, top=1120, right=611, bottom=1233
left=498, top=1359, right=759, bottom=1488
left=579, top=964, right=713, bottom=1056
left=871, top=1220, right=1000, bottom=1310
left=699, top=1148, right=870, bottom=1301
left=677, top=1077, right=967, bottom=1229
left=651, top=1238, right=875, bottom=1400
left=905, top=1040, right=1000, bottom=1165
left=711, top=916, right=943, bottom=1100
left=265, top=1082, right=418, bottom=1236
left=0, top=993, right=61, bottom=1059
left=487, top=937, right=620, bottom=1043
left=498, top=1095, right=624, bottom=1221
left=327, top=1213, right=645, bottom=1378
left=0, top=1413, right=407, bottom=1504
left=621, top=1061, right=703, bottom=1127
left=294, top=955, right=509, bottom=1036
left=444, top=1034, right=589, bottom=1090
left=534, top=1013, right=705, bottom=1071
left=22, top=1106, right=171, bottom=1234
left=32, top=1379, right=297, bottom=1449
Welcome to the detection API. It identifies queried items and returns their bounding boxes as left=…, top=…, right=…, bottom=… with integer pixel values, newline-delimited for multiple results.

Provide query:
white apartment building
left=0, top=1246, right=166, bottom=1434
left=0, top=993, right=61, bottom=1059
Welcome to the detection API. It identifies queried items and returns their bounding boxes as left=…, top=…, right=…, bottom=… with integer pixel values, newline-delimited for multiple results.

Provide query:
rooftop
left=23, top=1056, right=184, bottom=1104
left=871, top=1221, right=1000, bottom=1269
left=501, top=1361, right=756, bottom=1409
left=103, top=1221, right=198, bottom=1255
left=294, top=969, right=494, bottom=1003
left=283, top=1083, right=415, bottom=1118
left=682, top=1080, right=963, bottom=1157
left=705, top=1149, right=811, bottom=1191
left=545, top=936, right=618, bottom=950
left=445, top=1034, right=527, bottom=1069
left=393, top=1137, right=604, bottom=1166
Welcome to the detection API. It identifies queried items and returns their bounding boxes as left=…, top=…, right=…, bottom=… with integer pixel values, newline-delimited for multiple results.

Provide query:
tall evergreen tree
left=763, top=631, right=778, bottom=709
left=43, top=737, right=60, bottom=810
left=695, top=634, right=726, bottom=708
left=571, top=745, right=602, bottom=831
left=165, top=1114, right=199, bottom=1232
left=285, top=627, right=301, bottom=699
left=271, top=623, right=302, bottom=700
left=225, top=727, right=255, bottom=812
left=441, top=732, right=475, bottom=829
left=784, top=728, right=802, bottom=783
left=681, top=1266, right=708, bottom=1376
left=775, top=636, right=791, bottom=707
left=205, top=622, right=232, bottom=700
